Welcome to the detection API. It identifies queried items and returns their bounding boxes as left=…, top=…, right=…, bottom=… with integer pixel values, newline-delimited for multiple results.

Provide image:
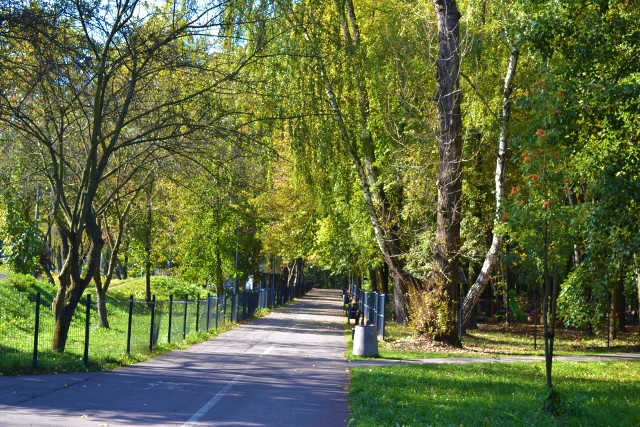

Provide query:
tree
left=460, top=34, right=521, bottom=330
left=270, top=0, right=444, bottom=325
left=426, top=0, right=463, bottom=344
left=519, top=0, right=640, bottom=347
left=0, top=0, right=259, bottom=351
left=94, top=170, right=152, bottom=326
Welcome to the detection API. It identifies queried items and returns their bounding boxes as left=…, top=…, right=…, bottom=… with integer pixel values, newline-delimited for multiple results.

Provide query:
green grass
left=348, top=320, right=640, bottom=426
left=349, top=361, right=640, bottom=426
left=0, top=273, right=243, bottom=375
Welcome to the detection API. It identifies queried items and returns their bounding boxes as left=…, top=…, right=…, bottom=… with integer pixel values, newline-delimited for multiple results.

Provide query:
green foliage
left=0, top=0, right=638, bottom=337
left=6, top=272, right=54, bottom=296
left=512, top=0, right=640, bottom=325
left=557, top=266, right=605, bottom=329
left=0, top=188, right=44, bottom=275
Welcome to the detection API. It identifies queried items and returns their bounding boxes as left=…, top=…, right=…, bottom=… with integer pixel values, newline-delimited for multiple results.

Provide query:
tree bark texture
left=432, top=0, right=463, bottom=343
left=460, top=40, right=520, bottom=330
left=96, top=283, right=110, bottom=329
left=52, top=210, right=104, bottom=351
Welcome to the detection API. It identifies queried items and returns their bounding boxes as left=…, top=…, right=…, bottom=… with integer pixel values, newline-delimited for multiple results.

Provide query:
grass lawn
left=348, top=361, right=640, bottom=426
left=348, top=321, right=640, bottom=426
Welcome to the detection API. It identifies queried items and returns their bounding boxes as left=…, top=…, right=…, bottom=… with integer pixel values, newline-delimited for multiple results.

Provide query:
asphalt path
left=0, top=288, right=351, bottom=427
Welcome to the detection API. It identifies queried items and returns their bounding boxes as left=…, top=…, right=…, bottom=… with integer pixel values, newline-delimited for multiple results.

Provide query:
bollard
left=353, top=324, right=379, bottom=357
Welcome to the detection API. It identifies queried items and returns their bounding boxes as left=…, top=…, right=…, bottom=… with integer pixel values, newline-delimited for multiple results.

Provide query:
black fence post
left=206, top=293, right=211, bottom=331
left=149, top=295, right=156, bottom=352
left=127, top=295, right=133, bottom=355
left=83, top=294, right=91, bottom=367
left=168, top=295, right=173, bottom=343
left=183, top=294, right=188, bottom=340
left=33, top=292, right=41, bottom=368
left=196, top=293, right=201, bottom=333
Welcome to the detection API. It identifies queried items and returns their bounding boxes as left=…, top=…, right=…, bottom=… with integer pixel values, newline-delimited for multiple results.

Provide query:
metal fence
left=348, top=284, right=386, bottom=339
left=0, top=282, right=313, bottom=371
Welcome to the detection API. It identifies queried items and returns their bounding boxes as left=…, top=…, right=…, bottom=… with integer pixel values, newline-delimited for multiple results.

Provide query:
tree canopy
left=1, top=0, right=639, bottom=357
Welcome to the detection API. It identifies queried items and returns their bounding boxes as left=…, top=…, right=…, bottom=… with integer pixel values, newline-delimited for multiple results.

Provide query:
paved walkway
left=0, top=288, right=350, bottom=426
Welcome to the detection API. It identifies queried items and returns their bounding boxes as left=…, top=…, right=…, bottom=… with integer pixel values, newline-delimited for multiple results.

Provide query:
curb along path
left=0, top=288, right=351, bottom=427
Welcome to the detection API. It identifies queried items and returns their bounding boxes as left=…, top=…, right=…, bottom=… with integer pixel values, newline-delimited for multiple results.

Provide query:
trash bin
left=352, top=324, right=378, bottom=357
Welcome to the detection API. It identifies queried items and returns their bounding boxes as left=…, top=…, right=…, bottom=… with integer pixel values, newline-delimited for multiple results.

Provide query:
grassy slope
left=0, top=274, right=230, bottom=375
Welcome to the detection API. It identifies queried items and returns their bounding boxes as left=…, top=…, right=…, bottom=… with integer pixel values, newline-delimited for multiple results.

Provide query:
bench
left=346, top=303, right=361, bottom=325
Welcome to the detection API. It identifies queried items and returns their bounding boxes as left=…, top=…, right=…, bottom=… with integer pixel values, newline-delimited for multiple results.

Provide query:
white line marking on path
left=182, top=345, right=274, bottom=427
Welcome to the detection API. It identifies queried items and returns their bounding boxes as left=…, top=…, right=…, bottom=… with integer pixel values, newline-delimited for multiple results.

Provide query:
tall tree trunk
left=432, top=0, right=463, bottom=345
left=334, top=0, right=414, bottom=323
left=94, top=191, right=137, bottom=329
left=122, top=249, right=129, bottom=279
left=291, top=263, right=296, bottom=289
left=377, top=263, right=389, bottom=295
left=369, top=269, right=378, bottom=292
left=460, top=39, right=520, bottom=330
left=52, top=297, right=81, bottom=352
left=295, top=258, right=303, bottom=286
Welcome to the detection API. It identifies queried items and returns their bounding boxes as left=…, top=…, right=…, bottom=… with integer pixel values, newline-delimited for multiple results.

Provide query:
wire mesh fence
left=0, top=282, right=313, bottom=373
